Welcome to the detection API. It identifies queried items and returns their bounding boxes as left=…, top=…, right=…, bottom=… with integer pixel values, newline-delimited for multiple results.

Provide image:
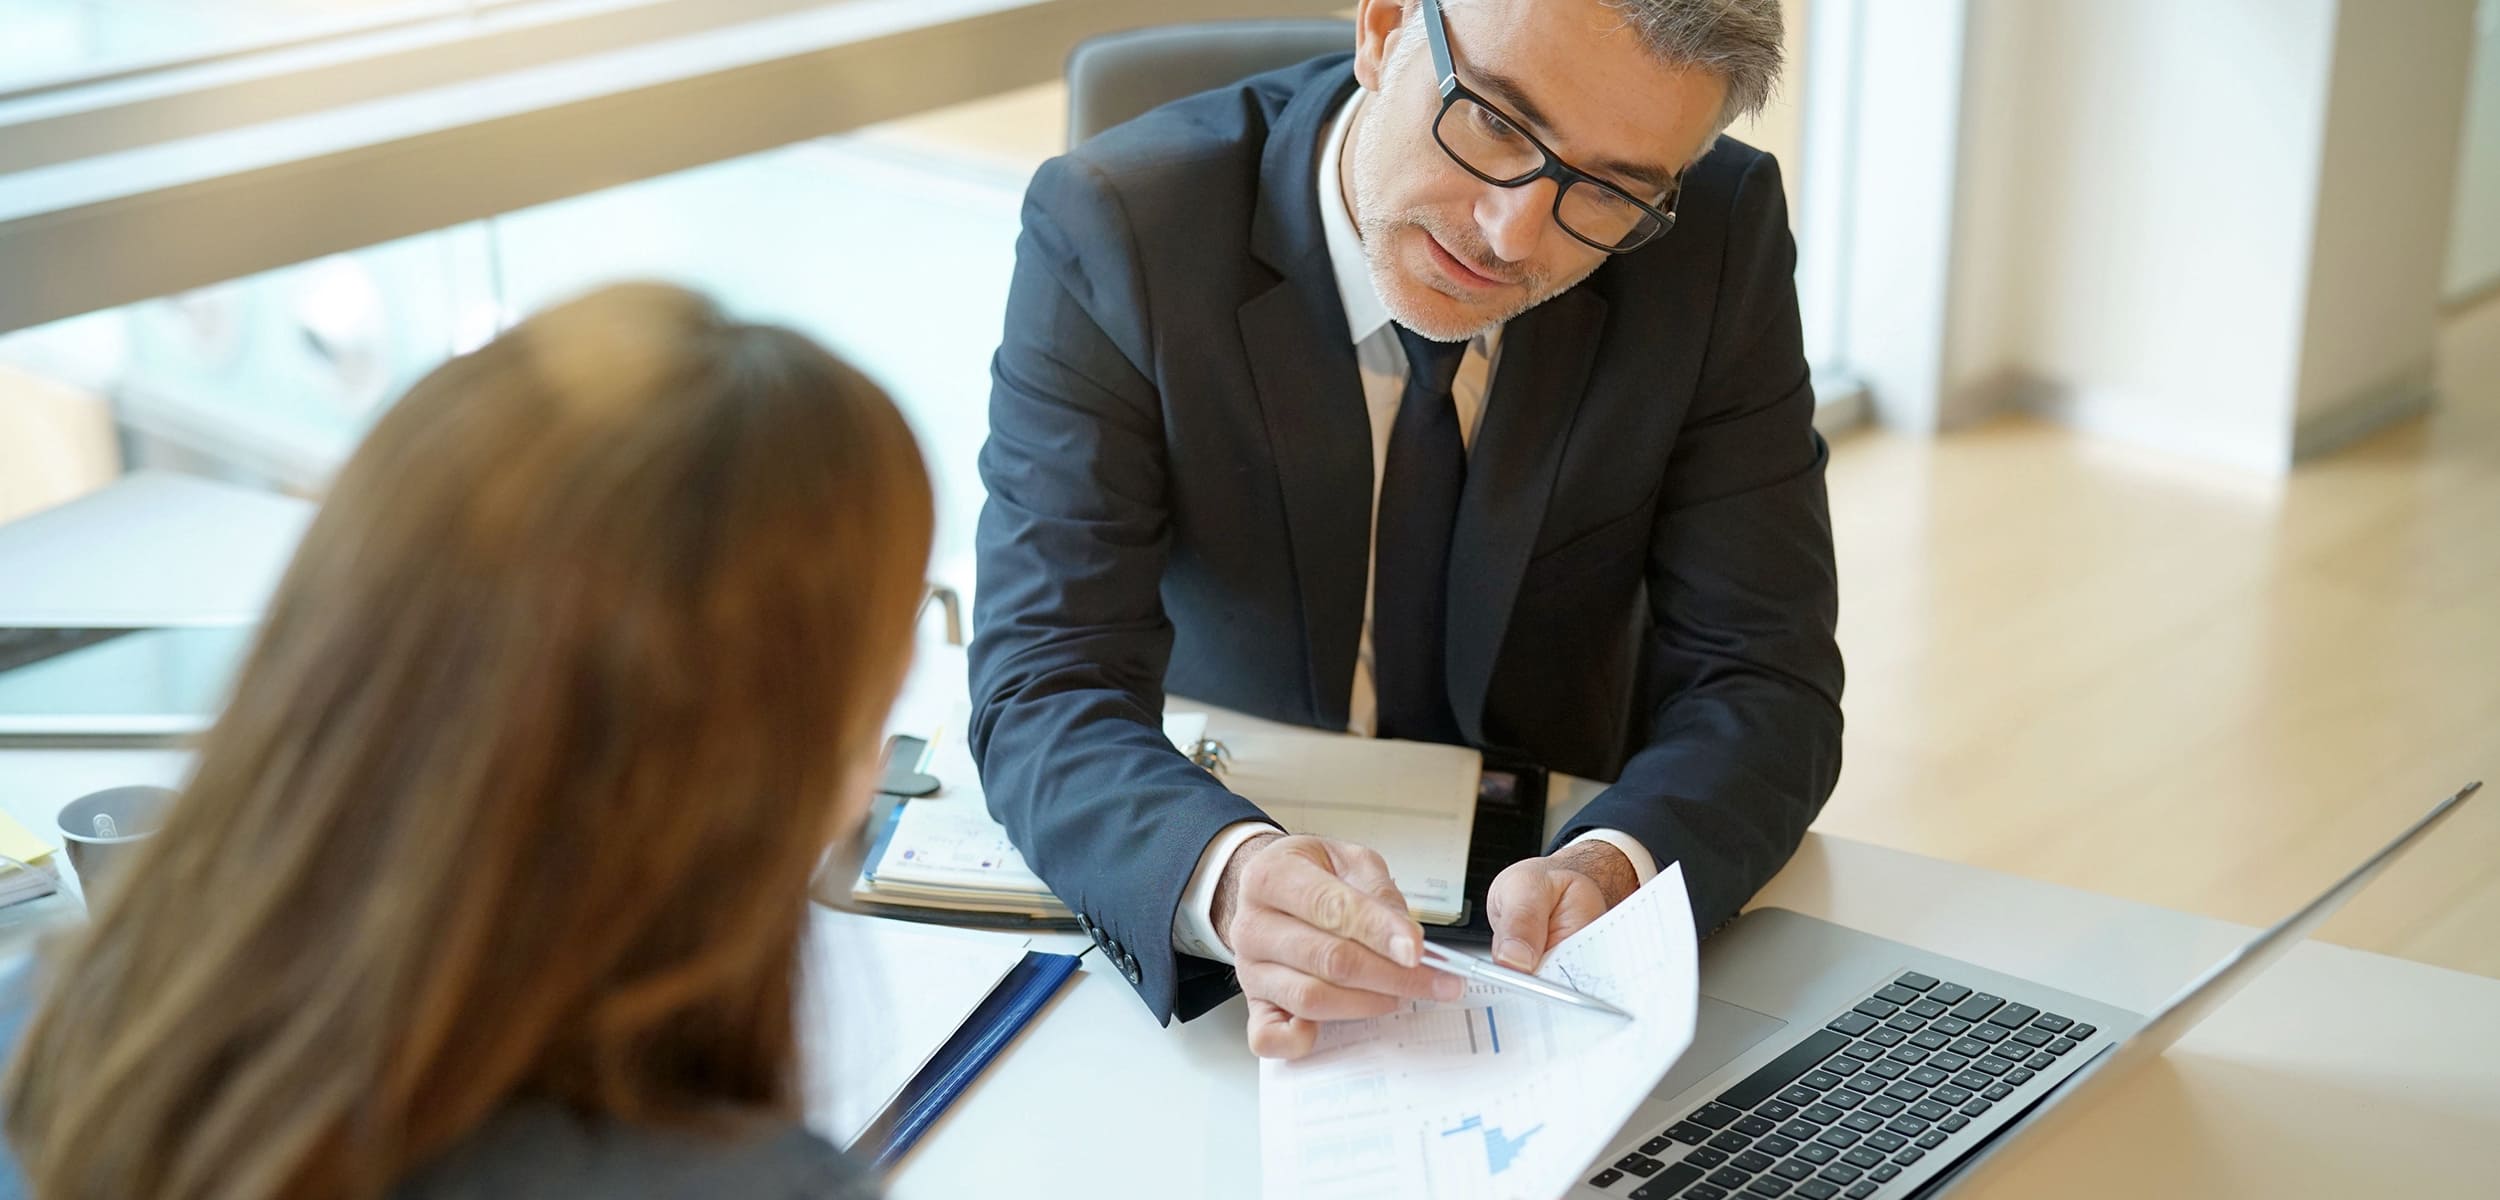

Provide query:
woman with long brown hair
left=0, top=282, right=933, bottom=1199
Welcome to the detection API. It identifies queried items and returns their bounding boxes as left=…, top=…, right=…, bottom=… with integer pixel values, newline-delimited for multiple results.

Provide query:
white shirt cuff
left=1172, top=820, right=1285, bottom=964
left=1567, top=828, right=1659, bottom=886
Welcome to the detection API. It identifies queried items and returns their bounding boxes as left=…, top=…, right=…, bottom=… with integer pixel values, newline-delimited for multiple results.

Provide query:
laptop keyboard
left=1585, top=973, right=2098, bottom=1199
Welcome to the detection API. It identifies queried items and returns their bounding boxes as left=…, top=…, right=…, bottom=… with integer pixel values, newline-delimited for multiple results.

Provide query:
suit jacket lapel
left=1446, top=284, right=1608, bottom=746
left=1241, top=63, right=1371, bottom=729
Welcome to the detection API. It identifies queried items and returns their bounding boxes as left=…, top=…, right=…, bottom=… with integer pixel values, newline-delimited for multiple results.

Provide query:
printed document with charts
left=1260, top=865, right=1701, bottom=1200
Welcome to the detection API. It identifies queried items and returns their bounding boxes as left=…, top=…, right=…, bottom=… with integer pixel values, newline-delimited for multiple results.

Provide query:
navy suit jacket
left=968, top=56, right=1843, bottom=1024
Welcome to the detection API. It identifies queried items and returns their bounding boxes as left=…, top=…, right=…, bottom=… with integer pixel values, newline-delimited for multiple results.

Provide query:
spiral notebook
left=851, top=710, right=1481, bottom=926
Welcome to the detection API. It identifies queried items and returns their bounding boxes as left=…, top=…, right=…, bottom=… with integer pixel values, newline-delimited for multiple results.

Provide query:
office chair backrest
left=1065, top=19, right=1358, bottom=148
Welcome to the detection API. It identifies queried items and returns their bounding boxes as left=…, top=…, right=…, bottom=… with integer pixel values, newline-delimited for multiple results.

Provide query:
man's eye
left=1474, top=107, right=1522, bottom=140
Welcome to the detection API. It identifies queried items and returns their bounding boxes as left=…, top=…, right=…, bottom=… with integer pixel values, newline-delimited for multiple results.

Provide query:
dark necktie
left=1373, top=325, right=1471, bottom=744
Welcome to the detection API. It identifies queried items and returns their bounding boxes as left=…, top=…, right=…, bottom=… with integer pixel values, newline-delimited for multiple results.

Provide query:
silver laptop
left=1569, top=781, right=2482, bottom=1200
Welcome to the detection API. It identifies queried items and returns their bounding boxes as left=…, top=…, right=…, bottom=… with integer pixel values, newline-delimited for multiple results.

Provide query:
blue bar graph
left=1441, top=1115, right=1545, bottom=1175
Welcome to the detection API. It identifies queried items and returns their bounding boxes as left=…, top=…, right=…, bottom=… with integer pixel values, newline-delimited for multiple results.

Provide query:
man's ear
left=1351, top=0, right=1412, bottom=93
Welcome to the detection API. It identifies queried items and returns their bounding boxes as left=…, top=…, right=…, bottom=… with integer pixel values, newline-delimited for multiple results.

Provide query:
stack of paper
left=801, top=915, right=1031, bottom=1148
left=0, top=811, right=59, bottom=909
left=1259, top=866, right=1702, bottom=1200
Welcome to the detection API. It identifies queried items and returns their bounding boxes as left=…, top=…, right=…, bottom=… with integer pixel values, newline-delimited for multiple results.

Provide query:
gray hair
left=1600, top=0, right=1786, bottom=134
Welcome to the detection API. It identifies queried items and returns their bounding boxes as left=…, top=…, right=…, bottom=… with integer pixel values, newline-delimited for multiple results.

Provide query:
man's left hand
left=1484, top=842, right=1641, bottom=971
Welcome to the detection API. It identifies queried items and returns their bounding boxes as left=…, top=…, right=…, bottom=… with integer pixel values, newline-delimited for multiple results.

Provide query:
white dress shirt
left=1170, top=89, right=1657, bottom=964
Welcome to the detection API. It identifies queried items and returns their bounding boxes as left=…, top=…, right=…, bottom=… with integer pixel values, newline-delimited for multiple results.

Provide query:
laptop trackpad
left=1651, top=995, right=1787, bottom=1102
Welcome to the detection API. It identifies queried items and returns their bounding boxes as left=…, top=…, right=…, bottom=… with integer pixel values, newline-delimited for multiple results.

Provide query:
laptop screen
left=0, top=625, right=256, bottom=737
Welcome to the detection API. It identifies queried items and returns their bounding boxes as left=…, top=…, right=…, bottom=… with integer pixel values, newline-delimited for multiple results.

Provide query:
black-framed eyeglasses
left=1418, top=0, right=1680, bottom=254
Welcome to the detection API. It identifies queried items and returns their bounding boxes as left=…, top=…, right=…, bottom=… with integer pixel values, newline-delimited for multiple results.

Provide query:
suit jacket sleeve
left=968, top=154, right=1271, bottom=1025
left=1553, top=151, right=1846, bottom=937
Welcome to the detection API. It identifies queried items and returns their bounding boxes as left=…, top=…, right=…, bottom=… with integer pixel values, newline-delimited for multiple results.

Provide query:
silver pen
left=1418, top=940, right=1634, bottom=1020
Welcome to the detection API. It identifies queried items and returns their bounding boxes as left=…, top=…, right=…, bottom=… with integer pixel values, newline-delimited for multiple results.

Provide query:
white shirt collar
left=1317, top=89, right=1393, bottom=345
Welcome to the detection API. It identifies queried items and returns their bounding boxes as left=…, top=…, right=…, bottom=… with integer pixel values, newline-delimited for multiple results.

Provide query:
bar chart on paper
left=1259, top=867, right=1702, bottom=1200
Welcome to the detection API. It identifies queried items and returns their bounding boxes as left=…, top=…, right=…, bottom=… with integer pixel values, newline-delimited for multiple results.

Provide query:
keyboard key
left=1893, top=1147, right=1925, bottom=1166
left=1689, top=1147, right=1731, bottom=1169
left=1795, top=1143, right=1838, bottom=1164
left=1589, top=1167, right=1626, bottom=1188
left=1758, top=1135, right=1800, bottom=1157
left=1842, top=1147, right=1884, bottom=1168
left=1841, top=1113, right=1884, bottom=1133
left=1984, top=1083, right=2014, bottom=1102
left=1758, top=1100, right=1800, bottom=1121
left=1933, top=1017, right=1972, bottom=1037
left=1931, top=982, right=1972, bottom=1004
left=1845, top=1184, right=1877, bottom=1200
left=1886, top=1045, right=1929, bottom=1064
left=1864, top=1027, right=1907, bottom=1047
left=1839, top=1042, right=1883, bottom=1063
left=1619, top=1153, right=1667, bottom=1176
left=1735, top=1116, right=1778, bottom=1138
left=1883, top=1013, right=1923, bottom=1034
left=1865, top=1131, right=1908, bottom=1153
left=1940, top=1114, right=1971, bottom=1132
left=1642, top=1136, right=1675, bottom=1155
left=1826, top=1012, right=1877, bottom=1037
left=1986, top=1054, right=2027, bottom=1075
left=2010, top=1026, right=2054, bottom=1048
left=1744, top=1178, right=1792, bottom=1197
left=1911, top=1099, right=1953, bottom=1121
left=1967, top=1057, right=2011, bottom=1078
left=1988, top=1002, right=2040, bottom=1029
left=1883, top=1081, right=1926, bottom=1103
left=1875, top=984, right=1920, bottom=1006
left=1932, top=1086, right=1972, bottom=1106
left=1950, top=992, right=2003, bottom=1022
left=1709, top=1167, right=1753, bottom=1190
left=1794, top=1181, right=1840, bottom=1200
left=1862, top=1096, right=1906, bottom=1117
left=1825, top=1089, right=1866, bottom=1111
left=1897, top=972, right=1939, bottom=991
left=1816, top=1128, right=1861, bottom=1149
left=1931, top=1052, right=1971, bottom=1072
left=1819, top=1162, right=1863, bottom=1184
left=1735, top=1150, right=1776, bottom=1173
left=1778, top=1086, right=1820, bottom=1107
left=1692, top=1104, right=1743, bottom=1129
left=1961, top=1098, right=1993, bottom=1117
left=1633, top=1166, right=1705, bottom=1198
left=1871, top=1163, right=1902, bottom=1182
left=2009, top=1067, right=2038, bottom=1085
left=1669, top=1122, right=1714, bottom=1145
left=1969, top=1024, right=2010, bottom=1045
left=1888, top=1114, right=1931, bottom=1135
left=1953, top=1071, right=1992, bottom=1091
left=2048, top=1037, right=2078, bottom=1056
left=1853, top=998, right=1899, bottom=1020
left=1916, top=1130, right=1948, bottom=1149
left=1686, top=1187, right=1729, bottom=1200
left=2026, top=1052, right=2056, bottom=1070
left=1709, top=1131, right=1752, bottom=1153
left=1864, top=1061, right=1908, bottom=1080
left=1909, top=1030, right=1950, bottom=1050
left=2067, top=1023, right=2098, bottom=1041
left=1907, top=998, right=1949, bottom=1019
left=2034, top=1012, right=2073, bottom=1033
left=1772, top=1159, right=1816, bottom=1181
left=1907, top=1066, right=1950, bottom=1087
left=1802, top=1070, right=1847, bottom=1091
left=1949, top=1038, right=1990, bottom=1058
left=1844, top=1075, right=1886, bottom=1095
left=1802, top=1105, right=1843, bottom=1126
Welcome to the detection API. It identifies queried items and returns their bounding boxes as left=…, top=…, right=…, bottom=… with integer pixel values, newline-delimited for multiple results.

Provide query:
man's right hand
left=1211, top=832, right=1464, bottom=1059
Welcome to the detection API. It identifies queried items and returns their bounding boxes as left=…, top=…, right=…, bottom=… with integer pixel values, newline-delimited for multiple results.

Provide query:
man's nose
left=1474, top=179, right=1553, bottom=268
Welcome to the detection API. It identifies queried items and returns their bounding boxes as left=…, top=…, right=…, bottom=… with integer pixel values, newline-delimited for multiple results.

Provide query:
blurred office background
left=2, top=1, right=2493, bottom=973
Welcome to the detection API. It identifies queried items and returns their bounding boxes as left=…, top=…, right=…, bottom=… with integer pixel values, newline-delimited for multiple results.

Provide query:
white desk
left=4, top=474, right=2496, bottom=1195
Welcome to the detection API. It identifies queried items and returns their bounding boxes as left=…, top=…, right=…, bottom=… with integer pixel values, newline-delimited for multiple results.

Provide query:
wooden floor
left=1818, top=298, right=2500, bottom=980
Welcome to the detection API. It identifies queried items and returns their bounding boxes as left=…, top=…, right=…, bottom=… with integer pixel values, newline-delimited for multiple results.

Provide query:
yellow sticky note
left=0, top=811, right=55, bottom=865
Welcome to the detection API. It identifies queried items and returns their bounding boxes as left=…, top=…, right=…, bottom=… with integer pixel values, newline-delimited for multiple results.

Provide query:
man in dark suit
left=970, top=0, right=1841, bottom=1058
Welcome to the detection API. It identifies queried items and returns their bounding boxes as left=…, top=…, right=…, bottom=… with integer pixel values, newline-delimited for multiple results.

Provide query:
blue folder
left=856, top=947, right=1083, bottom=1170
